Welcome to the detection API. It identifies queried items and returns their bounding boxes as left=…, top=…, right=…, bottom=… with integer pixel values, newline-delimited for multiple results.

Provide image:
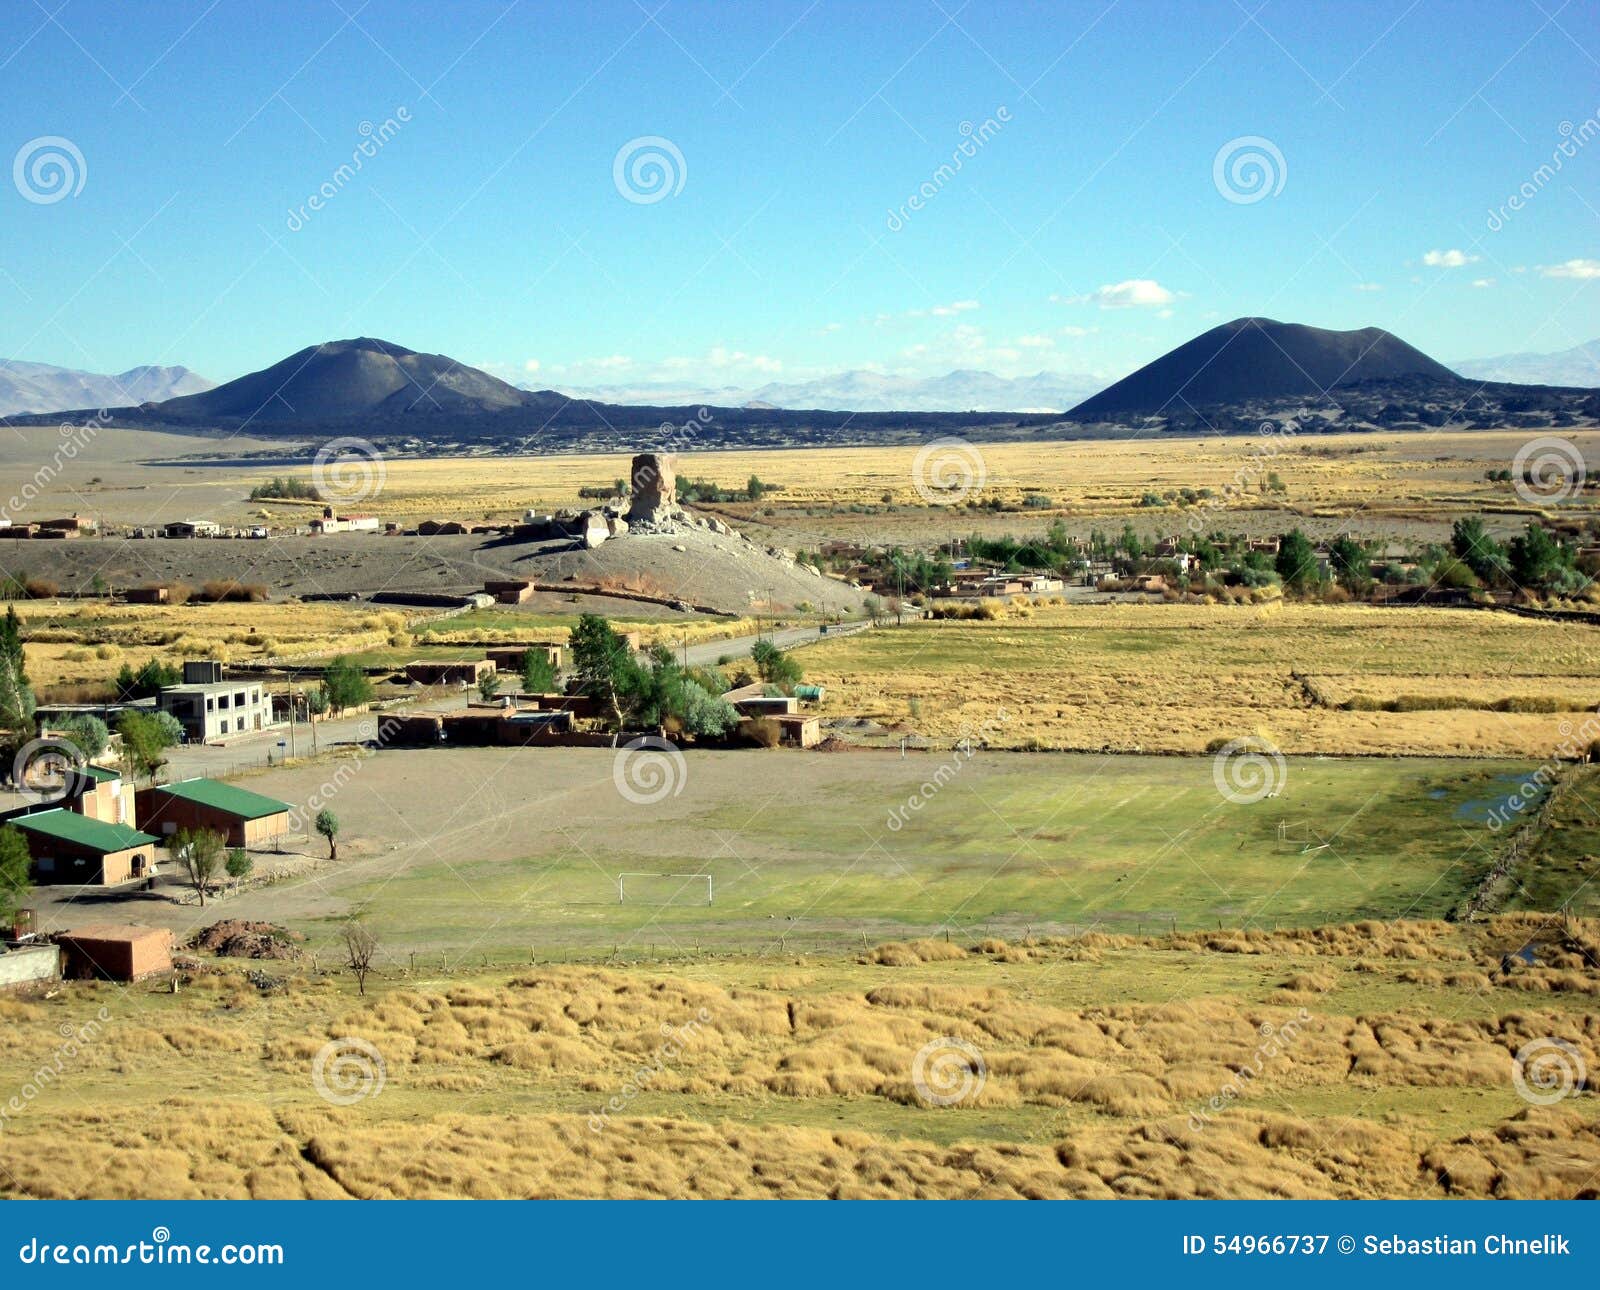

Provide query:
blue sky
left=2, top=0, right=1597, bottom=391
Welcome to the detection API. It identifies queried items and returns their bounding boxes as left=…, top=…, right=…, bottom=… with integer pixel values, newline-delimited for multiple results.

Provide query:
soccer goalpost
left=616, top=872, right=714, bottom=906
left=1276, top=821, right=1331, bottom=855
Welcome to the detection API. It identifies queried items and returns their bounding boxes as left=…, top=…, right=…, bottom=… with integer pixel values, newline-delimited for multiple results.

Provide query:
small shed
left=13, top=810, right=160, bottom=885
left=56, top=925, right=173, bottom=982
left=405, top=659, right=494, bottom=686
left=484, top=579, right=536, bottom=605
left=135, top=777, right=291, bottom=848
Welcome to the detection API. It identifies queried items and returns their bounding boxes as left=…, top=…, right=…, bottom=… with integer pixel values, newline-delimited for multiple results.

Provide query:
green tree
left=321, top=656, right=372, bottom=716
left=0, top=823, right=32, bottom=927
left=1508, top=522, right=1568, bottom=590
left=315, top=807, right=341, bottom=860
left=173, top=826, right=225, bottom=906
left=225, top=847, right=253, bottom=882
left=569, top=614, right=643, bottom=729
left=1275, top=529, right=1318, bottom=591
left=477, top=672, right=502, bottom=702
left=751, top=639, right=802, bottom=692
left=117, top=710, right=175, bottom=784
left=55, top=714, right=109, bottom=760
left=1451, top=517, right=1507, bottom=583
left=521, top=650, right=557, bottom=695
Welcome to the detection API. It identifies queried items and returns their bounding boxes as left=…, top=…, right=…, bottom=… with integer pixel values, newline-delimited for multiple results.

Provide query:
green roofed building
left=135, top=777, right=292, bottom=848
left=12, top=809, right=161, bottom=886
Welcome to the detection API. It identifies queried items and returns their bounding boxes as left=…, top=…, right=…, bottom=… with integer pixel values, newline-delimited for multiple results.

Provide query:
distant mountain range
left=551, top=368, right=1102, bottom=414
left=1452, top=340, right=1600, bottom=388
left=0, top=359, right=212, bottom=417
left=1068, top=318, right=1463, bottom=419
left=6, top=322, right=1594, bottom=449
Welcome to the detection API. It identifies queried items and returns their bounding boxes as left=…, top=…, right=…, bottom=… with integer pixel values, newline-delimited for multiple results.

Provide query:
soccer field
left=146, top=747, right=1542, bottom=961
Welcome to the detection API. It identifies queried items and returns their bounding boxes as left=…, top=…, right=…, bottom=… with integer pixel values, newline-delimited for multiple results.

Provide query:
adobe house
left=484, top=579, right=536, bottom=605
left=56, top=925, right=172, bottom=982
left=486, top=644, right=564, bottom=672
left=405, top=659, right=494, bottom=687
left=135, top=777, right=291, bottom=849
left=13, top=810, right=160, bottom=886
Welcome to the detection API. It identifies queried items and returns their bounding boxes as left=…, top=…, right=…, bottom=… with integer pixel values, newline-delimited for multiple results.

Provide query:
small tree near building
left=477, top=672, right=502, bottom=702
left=117, top=710, right=177, bottom=784
left=225, top=847, right=253, bottom=883
left=173, top=826, right=225, bottom=906
left=520, top=650, right=557, bottom=695
left=0, top=824, right=33, bottom=928
left=315, top=807, right=341, bottom=860
left=321, top=657, right=373, bottom=717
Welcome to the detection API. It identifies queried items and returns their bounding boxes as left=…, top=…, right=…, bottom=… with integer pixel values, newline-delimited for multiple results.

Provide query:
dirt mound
left=189, top=920, right=304, bottom=961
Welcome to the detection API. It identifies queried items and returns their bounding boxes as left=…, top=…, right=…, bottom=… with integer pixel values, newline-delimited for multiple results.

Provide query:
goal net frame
left=616, top=872, right=714, bottom=906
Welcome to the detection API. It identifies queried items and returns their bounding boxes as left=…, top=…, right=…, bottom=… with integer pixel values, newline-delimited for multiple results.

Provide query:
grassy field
left=43, top=748, right=1551, bottom=962
left=803, top=602, right=1600, bottom=757
left=0, top=914, right=1594, bottom=1198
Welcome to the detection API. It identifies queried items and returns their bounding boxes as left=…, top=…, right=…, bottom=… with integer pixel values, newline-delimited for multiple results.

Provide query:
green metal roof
left=78, top=765, right=121, bottom=783
left=153, top=777, right=290, bottom=821
left=12, top=809, right=157, bottom=853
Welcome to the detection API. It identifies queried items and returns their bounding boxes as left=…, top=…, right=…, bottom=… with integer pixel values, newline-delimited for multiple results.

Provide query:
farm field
left=0, top=913, right=1595, bottom=1198
left=804, top=602, right=1600, bottom=757
left=23, top=748, right=1559, bottom=959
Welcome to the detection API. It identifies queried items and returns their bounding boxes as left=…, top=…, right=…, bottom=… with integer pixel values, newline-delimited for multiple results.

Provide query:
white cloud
left=1057, top=278, right=1176, bottom=309
left=523, top=359, right=541, bottom=373
left=1014, top=334, right=1054, bottom=349
left=1470, top=278, right=1495, bottom=289
left=660, top=347, right=781, bottom=374
left=1057, top=324, right=1099, bottom=337
left=1422, top=248, right=1480, bottom=268
left=1352, top=282, right=1383, bottom=292
left=1538, top=258, right=1600, bottom=279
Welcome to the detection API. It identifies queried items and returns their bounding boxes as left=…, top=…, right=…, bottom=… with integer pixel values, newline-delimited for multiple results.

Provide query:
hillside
left=1069, top=318, right=1463, bottom=420
left=155, top=337, right=533, bottom=422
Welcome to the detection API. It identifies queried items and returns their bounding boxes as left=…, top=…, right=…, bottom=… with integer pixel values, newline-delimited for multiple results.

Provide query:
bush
left=743, top=717, right=781, bottom=748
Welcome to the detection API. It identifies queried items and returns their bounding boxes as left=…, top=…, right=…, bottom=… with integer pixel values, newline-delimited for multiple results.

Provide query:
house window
left=206, top=697, right=215, bottom=711
left=219, top=718, right=229, bottom=734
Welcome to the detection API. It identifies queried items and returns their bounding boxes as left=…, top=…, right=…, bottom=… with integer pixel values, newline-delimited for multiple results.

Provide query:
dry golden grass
left=0, top=916, right=1594, bottom=1199
left=216, top=430, right=1600, bottom=530
left=806, top=601, right=1600, bottom=756
left=13, top=600, right=419, bottom=689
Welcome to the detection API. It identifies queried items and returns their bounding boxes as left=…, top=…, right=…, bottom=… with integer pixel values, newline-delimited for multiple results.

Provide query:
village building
left=405, top=659, right=495, bottom=687
left=55, top=925, right=172, bottom=982
left=157, top=677, right=274, bottom=742
left=310, top=506, right=380, bottom=535
left=162, top=519, right=220, bottom=539
left=13, top=810, right=160, bottom=886
left=484, top=578, right=537, bottom=605
left=135, top=777, right=291, bottom=848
